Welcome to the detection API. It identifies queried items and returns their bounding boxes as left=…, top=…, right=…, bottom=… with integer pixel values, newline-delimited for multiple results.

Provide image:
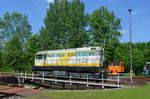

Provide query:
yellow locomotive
left=33, top=47, right=104, bottom=77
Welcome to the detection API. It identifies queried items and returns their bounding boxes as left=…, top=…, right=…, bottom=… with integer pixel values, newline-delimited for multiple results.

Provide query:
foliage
left=0, top=12, right=32, bottom=72
left=3, top=37, right=23, bottom=71
left=25, top=35, right=41, bottom=70
left=114, top=43, right=146, bottom=75
left=39, top=0, right=88, bottom=50
left=0, top=12, right=31, bottom=42
left=132, top=49, right=145, bottom=75
left=134, top=42, right=150, bottom=62
left=0, top=51, right=2, bottom=69
left=89, top=7, right=122, bottom=63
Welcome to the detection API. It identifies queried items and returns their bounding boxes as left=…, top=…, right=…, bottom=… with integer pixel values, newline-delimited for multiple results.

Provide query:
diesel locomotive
left=33, top=47, right=105, bottom=77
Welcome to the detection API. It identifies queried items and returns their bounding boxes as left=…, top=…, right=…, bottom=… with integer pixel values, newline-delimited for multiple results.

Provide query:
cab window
left=48, top=53, right=54, bottom=57
left=36, top=54, right=43, bottom=60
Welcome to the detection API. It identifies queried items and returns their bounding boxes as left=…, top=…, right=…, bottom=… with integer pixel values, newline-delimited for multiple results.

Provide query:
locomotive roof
left=36, top=46, right=102, bottom=54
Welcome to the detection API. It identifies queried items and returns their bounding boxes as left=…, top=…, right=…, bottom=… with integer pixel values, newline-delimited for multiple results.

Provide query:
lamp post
left=128, top=9, right=133, bottom=85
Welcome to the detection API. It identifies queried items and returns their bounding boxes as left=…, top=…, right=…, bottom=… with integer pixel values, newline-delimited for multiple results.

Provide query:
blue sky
left=0, top=0, right=149, bottom=42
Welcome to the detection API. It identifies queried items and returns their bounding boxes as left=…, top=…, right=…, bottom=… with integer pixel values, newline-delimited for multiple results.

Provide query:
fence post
left=102, top=74, right=104, bottom=88
left=70, top=74, right=72, bottom=85
left=55, top=72, right=57, bottom=84
left=87, top=74, right=89, bottom=87
left=25, top=72, right=27, bottom=80
left=117, top=73, right=120, bottom=88
left=17, top=77, right=21, bottom=86
left=32, top=72, right=34, bottom=81
left=21, top=72, right=22, bottom=77
left=22, top=72, right=24, bottom=83
left=42, top=72, right=44, bottom=82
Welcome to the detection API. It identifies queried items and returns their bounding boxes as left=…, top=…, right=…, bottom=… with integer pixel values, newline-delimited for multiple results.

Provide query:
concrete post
left=32, top=72, right=34, bottom=81
left=42, top=72, right=45, bottom=82
left=70, top=75, right=72, bottom=85
left=87, top=74, right=89, bottom=87
left=25, top=72, right=27, bottom=80
left=102, top=74, right=104, bottom=88
left=117, top=73, right=120, bottom=88
left=21, top=72, right=22, bottom=77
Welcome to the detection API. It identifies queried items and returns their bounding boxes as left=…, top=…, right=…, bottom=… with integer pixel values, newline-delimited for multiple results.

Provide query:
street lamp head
left=128, top=9, right=132, bottom=14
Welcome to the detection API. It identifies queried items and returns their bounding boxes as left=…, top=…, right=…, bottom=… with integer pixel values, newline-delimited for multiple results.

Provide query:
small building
left=143, top=62, right=150, bottom=75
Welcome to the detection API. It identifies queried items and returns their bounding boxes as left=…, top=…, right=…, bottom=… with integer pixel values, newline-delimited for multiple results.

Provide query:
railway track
left=15, top=73, right=126, bottom=88
left=1, top=73, right=150, bottom=89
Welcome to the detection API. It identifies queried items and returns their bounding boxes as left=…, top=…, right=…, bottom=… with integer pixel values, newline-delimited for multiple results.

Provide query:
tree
left=0, top=51, right=2, bottom=70
left=40, top=0, right=88, bottom=50
left=0, top=12, right=32, bottom=72
left=134, top=42, right=150, bottom=62
left=4, top=37, right=23, bottom=71
left=89, top=7, right=121, bottom=63
left=0, top=12, right=31, bottom=42
left=0, top=19, right=6, bottom=49
left=132, top=49, right=145, bottom=75
left=25, top=35, right=41, bottom=71
left=65, top=0, right=88, bottom=48
left=114, top=43, right=145, bottom=75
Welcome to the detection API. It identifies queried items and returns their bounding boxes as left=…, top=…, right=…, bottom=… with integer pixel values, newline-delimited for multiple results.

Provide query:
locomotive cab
left=34, top=53, right=46, bottom=66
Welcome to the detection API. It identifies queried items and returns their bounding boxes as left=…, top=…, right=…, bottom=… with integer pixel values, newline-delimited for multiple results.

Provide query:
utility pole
left=128, top=9, right=133, bottom=85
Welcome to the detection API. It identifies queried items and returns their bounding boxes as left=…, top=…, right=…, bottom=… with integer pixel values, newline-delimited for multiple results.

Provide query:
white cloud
left=120, top=30, right=128, bottom=36
left=46, top=0, right=71, bottom=3
left=46, top=0, right=54, bottom=3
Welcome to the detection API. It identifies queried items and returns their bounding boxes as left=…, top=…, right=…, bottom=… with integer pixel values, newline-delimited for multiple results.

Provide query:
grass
left=28, top=84, right=150, bottom=99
